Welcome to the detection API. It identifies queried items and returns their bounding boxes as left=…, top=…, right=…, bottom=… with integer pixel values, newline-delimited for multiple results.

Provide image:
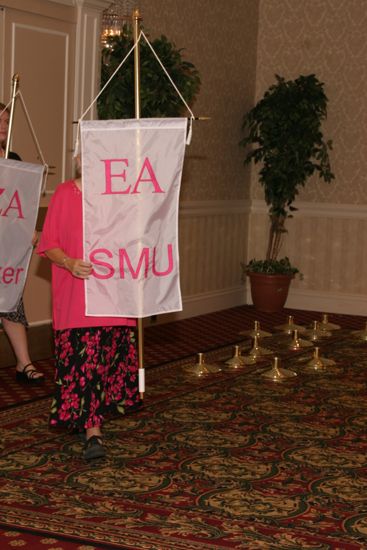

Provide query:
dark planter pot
left=247, top=272, right=293, bottom=313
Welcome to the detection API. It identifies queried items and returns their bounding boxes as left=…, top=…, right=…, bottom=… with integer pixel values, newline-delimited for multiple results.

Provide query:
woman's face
left=0, top=109, right=10, bottom=146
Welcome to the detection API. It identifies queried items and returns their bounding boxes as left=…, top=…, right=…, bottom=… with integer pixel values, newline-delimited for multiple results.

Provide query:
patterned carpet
left=1, top=306, right=367, bottom=549
left=1, top=305, right=365, bottom=410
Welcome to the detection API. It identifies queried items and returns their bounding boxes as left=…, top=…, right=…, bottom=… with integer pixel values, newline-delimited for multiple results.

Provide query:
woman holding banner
left=37, top=163, right=141, bottom=461
left=0, top=102, right=44, bottom=383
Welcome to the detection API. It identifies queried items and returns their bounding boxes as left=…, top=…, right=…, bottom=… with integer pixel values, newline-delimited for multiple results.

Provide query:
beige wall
left=253, top=0, right=367, bottom=205
left=139, top=0, right=257, bottom=202
left=135, top=0, right=258, bottom=321
left=246, top=0, right=367, bottom=314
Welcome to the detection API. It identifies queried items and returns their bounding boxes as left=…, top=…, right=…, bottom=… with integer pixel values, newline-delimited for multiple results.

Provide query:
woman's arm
left=45, top=247, right=92, bottom=279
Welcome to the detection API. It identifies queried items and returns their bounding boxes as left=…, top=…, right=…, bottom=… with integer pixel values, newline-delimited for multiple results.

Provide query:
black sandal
left=84, top=435, right=106, bottom=460
left=16, top=363, right=45, bottom=384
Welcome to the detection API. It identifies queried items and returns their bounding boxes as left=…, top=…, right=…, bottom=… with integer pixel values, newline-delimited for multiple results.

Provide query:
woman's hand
left=31, top=231, right=39, bottom=247
left=64, top=258, right=92, bottom=279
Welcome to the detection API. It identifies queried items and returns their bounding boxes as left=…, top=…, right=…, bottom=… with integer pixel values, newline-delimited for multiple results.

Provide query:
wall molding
left=251, top=198, right=367, bottom=219
left=179, top=198, right=367, bottom=220
left=48, top=0, right=110, bottom=8
left=180, top=199, right=251, bottom=217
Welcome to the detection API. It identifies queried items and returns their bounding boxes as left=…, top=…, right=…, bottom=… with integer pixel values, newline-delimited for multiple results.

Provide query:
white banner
left=81, top=118, right=187, bottom=318
left=0, top=158, right=44, bottom=312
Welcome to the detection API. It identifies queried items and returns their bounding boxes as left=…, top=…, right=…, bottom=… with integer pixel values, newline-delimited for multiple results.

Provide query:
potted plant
left=240, top=74, right=334, bottom=312
left=98, top=31, right=201, bottom=119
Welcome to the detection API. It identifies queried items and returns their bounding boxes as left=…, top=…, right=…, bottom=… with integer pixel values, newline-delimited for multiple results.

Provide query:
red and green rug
left=0, top=306, right=367, bottom=549
left=1, top=305, right=364, bottom=410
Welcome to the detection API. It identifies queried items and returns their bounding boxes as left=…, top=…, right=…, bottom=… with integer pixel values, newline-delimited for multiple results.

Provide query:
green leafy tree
left=240, top=74, right=334, bottom=265
left=98, top=31, right=201, bottom=119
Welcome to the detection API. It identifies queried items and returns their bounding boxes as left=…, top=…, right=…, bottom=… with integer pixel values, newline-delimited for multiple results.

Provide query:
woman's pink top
left=37, top=180, right=136, bottom=331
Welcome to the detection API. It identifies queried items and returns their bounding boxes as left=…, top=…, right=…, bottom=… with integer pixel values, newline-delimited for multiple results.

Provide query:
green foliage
left=240, top=74, right=334, bottom=219
left=98, top=31, right=201, bottom=119
left=240, top=74, right=334, bottom=263
left=244, top=257, right=301, bottom=277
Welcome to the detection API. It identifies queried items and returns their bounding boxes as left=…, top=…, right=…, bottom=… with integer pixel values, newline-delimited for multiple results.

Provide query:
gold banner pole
left=133, top=8, right=145, bottom=400
left=133, top=9, right=141, bottom=119
left=4, top=74, right=19, bottom=159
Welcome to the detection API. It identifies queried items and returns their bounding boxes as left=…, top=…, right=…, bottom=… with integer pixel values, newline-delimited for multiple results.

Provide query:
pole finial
left=132, top=8, right=141, bottom=20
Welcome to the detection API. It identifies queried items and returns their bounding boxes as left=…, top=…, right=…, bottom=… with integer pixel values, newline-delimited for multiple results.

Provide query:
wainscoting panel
left=247, top=200, right=367, bottom=314
left=175, top=200, right=249, bottom=320
left=1, top=4, right=75, bottom=191
left=24, top=198, right=367, bottom=327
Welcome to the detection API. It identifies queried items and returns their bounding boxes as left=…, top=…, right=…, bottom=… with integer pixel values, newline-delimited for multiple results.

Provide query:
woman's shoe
left=84, top=435, right=106, bottom=460
left=69, top=428, right=87, bottom=442
left=16, top=363, right=45, bottom=384
left=78, top=431, right=87, bottom=443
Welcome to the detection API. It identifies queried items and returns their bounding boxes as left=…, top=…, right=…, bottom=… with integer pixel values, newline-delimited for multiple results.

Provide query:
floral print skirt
left=50, top=326, right=141, bottom=430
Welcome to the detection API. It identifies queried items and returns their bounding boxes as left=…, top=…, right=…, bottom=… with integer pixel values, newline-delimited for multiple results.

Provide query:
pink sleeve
left=37, top=188, right=62, bottom=257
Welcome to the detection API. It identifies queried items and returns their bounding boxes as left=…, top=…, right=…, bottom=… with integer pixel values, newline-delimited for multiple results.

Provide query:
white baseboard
left=182, top=286, right=246, bottom=317
left=246, top=286, right=367, bottom=316
left=27, top=288, right=247, bottom=329
left=146, top=287, right=246, bottom=325
left=28, top=318, right=52, bottom=328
